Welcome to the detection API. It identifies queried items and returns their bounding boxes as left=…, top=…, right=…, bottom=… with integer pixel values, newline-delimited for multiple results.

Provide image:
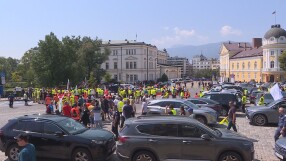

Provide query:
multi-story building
left=192, top=54, right=219, bottom=70
left=101, top=40, right=179, bottom=82
left=219, top=24, right=286, bottom=82
left=262, top=24, right=286, bottom=82
left=166, top=56, right=190, bottom=78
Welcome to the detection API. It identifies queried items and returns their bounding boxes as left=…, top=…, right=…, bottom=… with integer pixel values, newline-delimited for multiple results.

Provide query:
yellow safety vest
left=118, top=101, right=124, bottom=112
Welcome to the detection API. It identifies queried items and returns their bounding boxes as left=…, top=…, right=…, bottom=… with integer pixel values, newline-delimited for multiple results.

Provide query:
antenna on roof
left=136, top=33, right=137, bottom=42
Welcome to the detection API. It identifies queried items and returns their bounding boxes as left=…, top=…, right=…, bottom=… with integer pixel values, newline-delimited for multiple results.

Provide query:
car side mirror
left=54, top=131, right=64, bottom=137
left=201, top=134, right=211, bottom=140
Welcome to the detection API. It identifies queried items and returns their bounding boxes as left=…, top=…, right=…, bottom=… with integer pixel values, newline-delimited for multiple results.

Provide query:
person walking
left=112, top=106, right=120, bottom=139
left=241, top=94, right=247, bottom=113
left=227, top=101, right=237, bottom=132
left=92, top=102, right=103, bottom=128
left=121, top=99, right=133, bottom=128
left=15, top=133, right=36, bottom=161
left=141, top=98, right=148, bottom=115
left=274, top=107, right=286, bottom=141
left=23, top=92, right=28, bottom=106
left=8, top=93, right=14, bottom=108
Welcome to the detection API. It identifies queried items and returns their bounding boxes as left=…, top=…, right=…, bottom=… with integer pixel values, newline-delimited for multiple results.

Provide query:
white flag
left=67, top=79, right=70, bottom=90
left=270, top=83, right=283, bottom=101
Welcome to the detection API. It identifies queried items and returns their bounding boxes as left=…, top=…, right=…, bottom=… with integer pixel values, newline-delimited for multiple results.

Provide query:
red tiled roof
left=223, top=42, right=252, bottom=51
left=230, top=47, right=263, bottom=59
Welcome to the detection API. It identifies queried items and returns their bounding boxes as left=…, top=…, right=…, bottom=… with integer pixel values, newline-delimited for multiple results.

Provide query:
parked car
left=202, top=92, right=242, bottom=113
left=255, top=92, right=286, bottom=106
left=117, top=116, right=255, bottom=161
left=249, top=91, right=264, bottom=104
left=246, top=98, right=286, bottom=126
left=187, top=98, right=225, bottom=116
left=147, top=99, right=218, bottom=125
left=0, top=114, right=116, bottom=161
left=275, top=137, right=286, bottom=160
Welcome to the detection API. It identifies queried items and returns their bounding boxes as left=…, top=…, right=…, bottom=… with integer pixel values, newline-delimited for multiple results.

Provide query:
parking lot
left=0, top=82, right=281, bottom=161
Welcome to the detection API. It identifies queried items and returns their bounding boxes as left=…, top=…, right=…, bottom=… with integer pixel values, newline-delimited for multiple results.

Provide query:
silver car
left=147, top=99, right=218, bottom=124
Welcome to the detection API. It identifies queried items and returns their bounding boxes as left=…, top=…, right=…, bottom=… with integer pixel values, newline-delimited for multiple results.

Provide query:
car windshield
left=58, top=118, right=87, bottom=134
left=266, top=99, right=280, bottom=107
left=183, top=100, right=199, bottom=109
left=264, top=94, right=273, bottom=99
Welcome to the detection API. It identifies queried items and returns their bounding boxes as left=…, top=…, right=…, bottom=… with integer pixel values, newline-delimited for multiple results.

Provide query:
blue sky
left=0, top=0, right=285, bottom=59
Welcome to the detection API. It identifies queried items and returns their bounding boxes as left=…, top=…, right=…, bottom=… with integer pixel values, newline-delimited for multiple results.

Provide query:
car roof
left=149, top=99, right=186, bottom=103
left=126, top=116, right=198, bottom=124
left=15, top=114, right=68, bottom=122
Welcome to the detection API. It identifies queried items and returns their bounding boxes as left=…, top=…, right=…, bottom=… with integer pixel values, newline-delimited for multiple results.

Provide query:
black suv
left=0, top=114, right=116, bottom=161
left=202, top=92, right=242, bottom=112
left=117, top=116, right=254, bottom=161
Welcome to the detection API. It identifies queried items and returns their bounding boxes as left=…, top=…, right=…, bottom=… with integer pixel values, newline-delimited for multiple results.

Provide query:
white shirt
left=142, top=102, right=148, bottom=113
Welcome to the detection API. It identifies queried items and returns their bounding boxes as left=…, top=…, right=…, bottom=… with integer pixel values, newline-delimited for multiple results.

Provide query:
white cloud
left=174, top=27, right=195, bottom=37
left=163, top=26, right=170, bottom=31
left=152, top=27, right=196, bottom=47
left=220, top=25, right=242, bottom=36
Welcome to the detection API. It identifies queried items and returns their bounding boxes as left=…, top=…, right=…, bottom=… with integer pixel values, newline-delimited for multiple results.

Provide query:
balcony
left=262, top=68, right=283, bottom=72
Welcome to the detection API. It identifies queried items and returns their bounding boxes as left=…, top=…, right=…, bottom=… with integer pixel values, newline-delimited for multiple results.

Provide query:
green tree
left=11, top=72, right=22, bottom=82
left=78, top=37, right=110, bottom=81
left=161, top=73, right=168, bottom=82
left=104, top=73, right=112, bottom=83
left=279, top=51, right=286, bottom=71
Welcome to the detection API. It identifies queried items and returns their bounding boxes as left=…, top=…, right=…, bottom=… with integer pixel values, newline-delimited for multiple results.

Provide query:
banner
left=270, top=83, right=283, bottom=101
left=0, top=72, right=5, bottom=84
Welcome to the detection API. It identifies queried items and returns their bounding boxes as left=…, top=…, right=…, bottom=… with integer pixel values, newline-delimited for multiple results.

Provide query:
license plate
left=275, top=152, right=283, bottom=159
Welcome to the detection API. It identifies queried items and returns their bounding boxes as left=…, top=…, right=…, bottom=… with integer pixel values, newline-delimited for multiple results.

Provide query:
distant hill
left=166, top=42, right=221, bottom=60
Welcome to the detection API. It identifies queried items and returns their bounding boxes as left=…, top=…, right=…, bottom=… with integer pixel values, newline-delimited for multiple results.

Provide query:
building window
left=248, top=73, right=250, bottom=79
left=248, top=62, right=250, bottom=69
left=232, top=63, right=234, bottom=69
left=242, top=62, right=245, bottom=69
left=237, top=73, right=239, bottom=78
left=242, top=73, right=244, bottom=78
left=134, top=49, right=136, bottom=55
left=134, top=75, right=138, bottom=81
left=105, top=62, right=109, bottom=70
left=114, top=62, right=118, bottom=69
left=254, top=61, right=257, bottom=69
left=270, top=61, right=275, bottom=68
left=264, top=61, right=266, bottom=68
left=134, top=62, right=137, bottom=69
left=271, top=51, right=275, bottom=56
left=149, top=62, right=153, bottom=69
left=130, top=62, right=133, bottom=69
left=237, top=63, right=239, bottom=69
left=126, top=50, right=128, bottom=55
left=126, top=62, right=129, bottom=69
left=130, top=75, right=134, bottom=82
left=126, top=74, right=129, bottom=82
left=114, top=74, right=118, bottom=80
left=254, top=73, right=256, bottom=79
left=144, top=61, right=146, bottom=69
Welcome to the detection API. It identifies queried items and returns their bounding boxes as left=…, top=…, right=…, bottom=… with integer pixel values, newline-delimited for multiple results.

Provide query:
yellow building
left=219, top=39, right=263, bottom=82
left=220, top=25, right=286, bottom=83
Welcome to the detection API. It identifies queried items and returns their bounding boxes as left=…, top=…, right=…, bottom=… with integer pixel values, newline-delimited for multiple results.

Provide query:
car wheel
left=7, top=144, right=19, bottom=161
left=218, top=151, right=242, bottom=161
left=220, top=108, right=228, bottom=116
left=132, top=150, right=157, bottom=161
left=253, top=114, right=267, bottom=126
left=72, top=148, right=92, bottom=161
left=196, top=116, right=207, bottom=124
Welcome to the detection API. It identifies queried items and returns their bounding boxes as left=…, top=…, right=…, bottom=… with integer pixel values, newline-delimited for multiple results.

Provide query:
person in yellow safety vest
left=52, top=89, right=56, bottom=97
left=172, top=87, right=176, bottom=98
left=36, top=89, right=40, bottom=103
left=244, top=89, right=248, bottom=96
left=70, top=95, right=75, bottom=106
left=128, top=89, right=132, bottom=97
left=147, top=88, right=151, bottom=97
left=165, top=104, right=177, bottom=115
left=117, top=98, right=124, bottom=114
left=163, top=91, right=169, bottom=98
left=258, top=95, right=265, bottom=105
left=151, top=88, right=156, bottom=99
left=180, top=91, right=184, bottom=99
left=199, top=91, right=204, bottom=98
left=135, top=90, right=141, bottom=103
left=241, top=94, right=247, bottom=113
